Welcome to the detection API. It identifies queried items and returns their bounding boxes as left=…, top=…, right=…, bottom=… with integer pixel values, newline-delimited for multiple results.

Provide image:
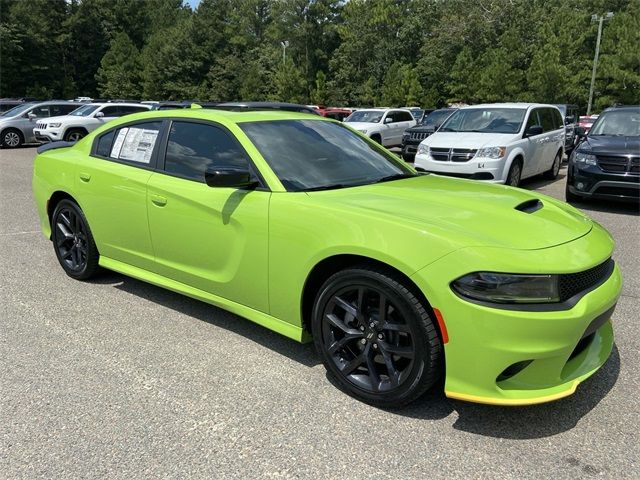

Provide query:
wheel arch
left=300, top=254, right=444, bottom=343
left=63, top=126, right=89, bottom=139
left=47, top=190, right=80, bottom=233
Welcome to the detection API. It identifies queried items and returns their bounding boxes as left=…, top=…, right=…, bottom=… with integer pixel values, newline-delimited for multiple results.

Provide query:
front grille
left=429, top=147, right=477, bottom=162
left=410, top=131, right=429, bottom=141
left=558, top=259, right=614, bottom=302
left=597, top=155, right=640, bottom=175
left=36, top=122, right=47, bottom=129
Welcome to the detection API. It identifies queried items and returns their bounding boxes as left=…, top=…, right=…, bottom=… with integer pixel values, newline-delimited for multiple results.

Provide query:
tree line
left=1, top=0, right=638, bottom=111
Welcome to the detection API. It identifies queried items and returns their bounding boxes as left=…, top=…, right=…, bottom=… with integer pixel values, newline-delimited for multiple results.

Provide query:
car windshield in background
left=345, top=110, right=383, bottom=123
left=240, top=120, right=414, bottom=191
left=422, top=110, right=452, bottom=127
left=440, top=108, right=526, bottom=134
left=1, top=103, right=34, bottom=117
left=69, top=104, right=99, bottom=116
left=589, top=110, right=640, bottom=137
left=411, top=109, right=424, bottom=120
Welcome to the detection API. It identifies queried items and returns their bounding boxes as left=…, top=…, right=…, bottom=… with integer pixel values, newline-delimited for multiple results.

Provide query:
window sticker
left=111, top=127, right=159, bottom=164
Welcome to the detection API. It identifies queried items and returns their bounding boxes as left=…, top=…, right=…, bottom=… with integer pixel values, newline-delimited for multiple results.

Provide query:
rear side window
left=398, top=111, right=414, bottom=122
left=164, top=121, right=250, bottom=182
left=51, top=104, right=77, bottom=116
left=94, top=121, right=162, bottom=165
left=119, top=106, right=148, bottom=116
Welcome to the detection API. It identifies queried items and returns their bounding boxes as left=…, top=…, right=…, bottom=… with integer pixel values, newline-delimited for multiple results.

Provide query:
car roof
left=86, top=102, right=148, bottom=107
left=605, top=105, right=640, bottom=111
left=106, top=108, right=327, bottom=125
left=459, top=103, right=558, bottom=110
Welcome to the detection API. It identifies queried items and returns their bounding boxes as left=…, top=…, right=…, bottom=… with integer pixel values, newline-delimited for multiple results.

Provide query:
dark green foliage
left=0, top=0, right=638, bottom=111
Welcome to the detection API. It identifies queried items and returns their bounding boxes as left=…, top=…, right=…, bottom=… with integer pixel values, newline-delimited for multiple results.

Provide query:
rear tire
left=544, top=151, right=562, bottom=180
left=51, top=199, right=100, bottom=280
left=311, top=266, right=442, bottom=408
left=505, top=159, right=522, bottom=187
left=1, top=128, right=23, bottom=148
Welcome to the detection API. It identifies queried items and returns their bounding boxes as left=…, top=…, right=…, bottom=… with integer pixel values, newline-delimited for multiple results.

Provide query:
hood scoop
left=515, top=199, right=543, bottom=214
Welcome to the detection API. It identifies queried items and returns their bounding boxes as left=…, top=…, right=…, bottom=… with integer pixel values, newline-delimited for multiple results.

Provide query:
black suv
left=566, top=105, right=639, bottom=203
left=554, top=104, right=581, bottom=156
left=401, top=108, right=457, bottom=161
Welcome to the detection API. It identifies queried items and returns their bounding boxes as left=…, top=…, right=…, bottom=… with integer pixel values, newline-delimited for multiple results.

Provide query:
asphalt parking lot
left=1, top=146, right=638, bottom=479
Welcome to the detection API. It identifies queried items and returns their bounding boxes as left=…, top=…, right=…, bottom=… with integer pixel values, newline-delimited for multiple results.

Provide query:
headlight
left=451, top=272, right=560, bottom=304
left=417, top=143, right=429, bottom=155
left=358, top=129, right=368, bottom=134
left=49, top=123, right=62, bottom=128
left=476, top=146, right=506, bottom=159
left=573, top=151, right=597, bottom=166
left=402, top=133, right=410, bottom=139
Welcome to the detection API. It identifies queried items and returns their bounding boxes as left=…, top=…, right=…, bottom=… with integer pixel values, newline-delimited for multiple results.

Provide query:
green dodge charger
left=32, top=108, right=621, bottom=407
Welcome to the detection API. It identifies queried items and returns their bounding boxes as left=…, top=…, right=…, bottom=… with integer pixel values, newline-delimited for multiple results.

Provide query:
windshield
left=410, top=109, right=424, bottom=121
left=421, top=109, right=453, bottom=127
left=1, top=103, right=34, bottom=117
left=345, top=110, right=383, bottom=123
left=590, top=109, right=640, bottom=136
left=440, top=108, right=526, bottom=134
left=240, top=120, right=415, bottom=191
left=69, top=104, right=99, bottom=116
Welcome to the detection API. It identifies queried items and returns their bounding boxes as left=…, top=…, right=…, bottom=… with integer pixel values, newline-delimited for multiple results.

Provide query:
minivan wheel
left=544, top=151, right=562, bottom=180
left=505, top=160, right=522, bottom=187
left=2, top=129, right=23, bottom=148
left=51, top=199, right=100, bottom=280
left=312, top=266, right=442, bottom=408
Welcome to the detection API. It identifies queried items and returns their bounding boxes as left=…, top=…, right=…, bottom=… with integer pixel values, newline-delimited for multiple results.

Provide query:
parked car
left=344, top=108, right=416, bottom=147
left=34, top=102, right=151, bottom=143
left=414, top=103, right=565, bottom=186
left=33, top=108, right=620, bottom=407
left=212, top=102, right=318, bottom=115
left=578, top=115, right=597, bottom=134
left=0, top=101, right=82, bottom=148
left=0, top=98, right=31, bottom=114
left=554, top=104, right=581, bottom=156
left=566, top=105, right=639, bottom=203
left=401, top=108, right=457, bottom=161
left=321, top=108, right=352, bottom=121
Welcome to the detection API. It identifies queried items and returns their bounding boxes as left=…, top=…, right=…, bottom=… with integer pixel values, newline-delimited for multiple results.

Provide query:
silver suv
left=0, top=101, right=82, bottom=148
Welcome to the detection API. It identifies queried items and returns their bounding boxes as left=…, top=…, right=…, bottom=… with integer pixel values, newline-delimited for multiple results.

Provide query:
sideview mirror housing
left=384, top=117, right=393, bottom=124
left=95, top=111, right=104, bottom=118
left=27, top=112, right=37, bottom=120
left=524, top=125, right=543, bottom=137
left=565, top=115, right=575, bottom=124
left=204, top=168, right=258, bottom=189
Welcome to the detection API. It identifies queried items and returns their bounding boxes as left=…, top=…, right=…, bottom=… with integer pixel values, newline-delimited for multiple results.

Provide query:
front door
left=146, top=120, right=270, bottom=313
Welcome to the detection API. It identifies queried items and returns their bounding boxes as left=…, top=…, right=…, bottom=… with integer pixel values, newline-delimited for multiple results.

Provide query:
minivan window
left=539, top=109, right=556, bottom=132
left=164, top=121, right=251, bottom=182
left=440, top=108, right=526, bottom=134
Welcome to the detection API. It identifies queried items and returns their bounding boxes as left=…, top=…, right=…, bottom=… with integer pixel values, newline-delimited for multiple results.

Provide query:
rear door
left=74, top=120, right=164, bottom=271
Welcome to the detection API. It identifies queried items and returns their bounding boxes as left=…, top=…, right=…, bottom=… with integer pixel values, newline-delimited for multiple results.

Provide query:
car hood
left=581, top=135, right=640, bottom=155
left=307, top=175, right=592, bottom=250
left=423, top=132, right=517, bottom=149
left=344, top=121, right=380, bottom=131
left=406, top=125, right=436, bottom=134
left=43, top=115, right=76, bottom=124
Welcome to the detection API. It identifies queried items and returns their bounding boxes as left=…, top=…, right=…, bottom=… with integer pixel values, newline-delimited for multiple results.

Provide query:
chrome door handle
left=150, top=194, right=167, bottom=207
left=79, top=172, right=91, bottom=182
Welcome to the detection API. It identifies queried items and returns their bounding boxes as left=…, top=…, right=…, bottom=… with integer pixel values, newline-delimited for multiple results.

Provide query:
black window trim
left=90, top=118, right=168, bottom=171
left=157, top=118, right=270, bottom=191
left=523, top=108, right=543, bottom=138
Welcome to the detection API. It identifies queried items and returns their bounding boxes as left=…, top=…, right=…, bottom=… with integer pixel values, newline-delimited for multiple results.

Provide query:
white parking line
left=0, top=230, right=41, bottom=236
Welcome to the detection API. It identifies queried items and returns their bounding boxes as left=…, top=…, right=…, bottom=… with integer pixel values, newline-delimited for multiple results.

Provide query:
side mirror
left=565, top=115, right=575, bottom=124
left=27, top=112, right=37, bottom=120
left=95, top=111, right=104, bottom=118
left=575, top=126, right=586, bottom=138
left=384, top=117, right=393, bottom=124
left=525, top=125, right=543, bottom=137
left=204, top=168, right=258, bottom=189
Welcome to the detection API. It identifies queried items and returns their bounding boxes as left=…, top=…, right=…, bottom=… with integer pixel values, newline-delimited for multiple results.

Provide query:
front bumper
left=568, top=163, right=639, bottom=201
left=33, top=129, right=62, bottom=143
left=411, top=223, right=621, bottom=405
left=414, top=153, right=506, bottom=183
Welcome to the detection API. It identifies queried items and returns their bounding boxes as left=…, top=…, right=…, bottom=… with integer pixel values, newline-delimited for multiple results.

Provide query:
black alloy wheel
left=52, top=200, right=100, bottom=280
left=312, top=267, right=442, bottom=407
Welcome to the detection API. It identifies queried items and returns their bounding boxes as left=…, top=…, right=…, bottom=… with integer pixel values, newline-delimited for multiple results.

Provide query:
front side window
left=95, top=121, right=162, bottom=165
left=539, top=109, right=556, bottom=132
left=240, top=119, right=413, bottom=191
left=525, top=109, right=541, bottom=131
left=70, top=105, right=99, bottom=116
left=164, top=121, right=251, bottom=182
left=51, top=104, right=78, bottom=116
left=440, top=108, right=526, bottom=134
left=30, top=106, right=50, bottom=118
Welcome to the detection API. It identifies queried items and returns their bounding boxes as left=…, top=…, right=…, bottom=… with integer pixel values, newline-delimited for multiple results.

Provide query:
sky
left=184, top=0, right=201, bottom=9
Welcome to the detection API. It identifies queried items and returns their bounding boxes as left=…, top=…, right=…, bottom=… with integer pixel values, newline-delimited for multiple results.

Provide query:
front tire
left=312, top=266, right=442, bottom=408
left=2, top=128, right=23, bottom=148
left=505, top=159, right=522, bottom=187
left=544, top=150, right=562, bottom=180
left=51, top=199, right=100, bottom=280
left=64, top=128, right=86, bottom=142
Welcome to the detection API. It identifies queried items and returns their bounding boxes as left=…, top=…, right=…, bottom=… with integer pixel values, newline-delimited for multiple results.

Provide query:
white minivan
left=414, top=103, right=565, bottom=186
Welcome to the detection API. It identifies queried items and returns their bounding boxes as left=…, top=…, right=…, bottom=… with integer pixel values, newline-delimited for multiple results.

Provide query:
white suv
left=34, top=102, right=151, bottom=143
left=414, top=103, right=565, bottom=186
left=344, top=108, right=416, bottom=147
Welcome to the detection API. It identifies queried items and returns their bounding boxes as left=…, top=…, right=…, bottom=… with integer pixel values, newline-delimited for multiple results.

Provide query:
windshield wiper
left=302, top=184, right=349, bottom=192
left=372, top=173, right=418, bottom=184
